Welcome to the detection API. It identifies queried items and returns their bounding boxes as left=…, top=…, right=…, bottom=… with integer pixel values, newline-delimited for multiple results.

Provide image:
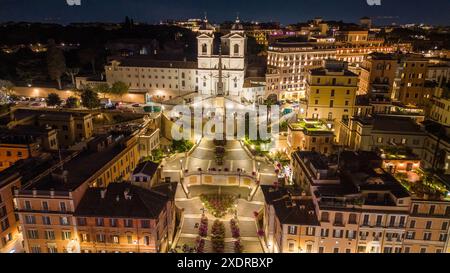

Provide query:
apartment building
left=359, top=53, right=400, bottom=99
left=0, top=141, right=40, bottom=172
left=138, top=128, right=160, bottom=159
left=403, top=200, right=450, bottom=253
left=305, top=60, right=359, bottom=122
left=262, top=151, right=417, bottom=253
left=394, top=55, right=430, bottom=106
left=287, top=119, right=334, bottom=155
left=37, top=112, right=93, bottom=148
left=7, top=109, right=93, bottom=149
left=0, top=125, right=58, bottom=171
left=421, top=121, right=450, bottom=175
left=339, top=115, right=427, bottom=157
left=266, top=42, right=336, bottom=100
left=0, top=153, right=67, bottom=253
left=15, top=133, right=140, bottom=253
left=74, top=182, right=177, bottom=253
left=429, top=87, right=450, bottom=127
left=0, top=173, right=21, bottom=253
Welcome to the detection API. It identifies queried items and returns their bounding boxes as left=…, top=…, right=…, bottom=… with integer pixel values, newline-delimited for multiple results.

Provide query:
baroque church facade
left=101, top=18, right=247, bottom=100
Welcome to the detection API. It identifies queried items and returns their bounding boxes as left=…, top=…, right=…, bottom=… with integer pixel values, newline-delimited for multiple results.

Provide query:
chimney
left=100, top=189, right=107, bottom=199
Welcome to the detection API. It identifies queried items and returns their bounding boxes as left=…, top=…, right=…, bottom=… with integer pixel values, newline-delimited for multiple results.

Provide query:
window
left=348, top=214, right=357, bottom=224
left=27, top=229, right=39, bottom=239
left=346, top=230, right=356, bottom=239
left=25, top=215, right=36, bottom=224
left=24, top=201, right=32, bottom=210
left=47, top=246, right=58, bottom=253
left=441, top=222, right=448, bottom=231
left=330, top=90, right=335, bottom=97
left=201, top=44, right=208, bottom=55
left=96, top=218, right=104, bottom=227
left=406, top=231, right=415, bottom=240
left=412, top=204, right=419, bottom=214
left=112, top=235, right=120, bottom=244
left=423, top=232, right=432, bottom=241
left=81, top=233, right=90, bottom=242
left=45, top=230, right=55, bottom=240
left=110, top=219, right=118, bottom=227
left=42, top=216, right=51, bottom=225
left=334, top=213, right=343, bottom=226
left=144, top=236, right=151, bottom=246
left=429, top=205, right=435, bottom=215
left=333, top=229, right=343, bottom=238
left=377, top=137, right=383, bottom=143
left=288, top=226, right=298, bottom=235
left=60, top=202, right=67, bottom=213
left=288, top=242, right=295, bottom=252
left=127, top=235, right=133, bottom=244
left=77, top=218, right=86, bottom=226
left=42, top=202, right=49, bottom=211
left=234, top=44, right=239, bottom=55
left=96, top=234, right=106, bottom=243
left=306, top=227, right=315, bottom=236
left=426, top=221, right=432, bottom=230
left=30, top=246, right=41, bottom=253
left=399, top=216, right=406, bottom=227
left=141, top=220, right=150, bottom=229
left=124, top=219, right=133, bottom=228
left=439, top=233, right=448, bottom=242
left=333, top=248, right=339, bottom=253
left=318, top=247, right=325, bottom=253
left=329, top=100, right=334, bottom=108
left=362, top=215, right=369, bottom=226
left=320, top=228, right=329, bottom=237
left=389, top=216, right=396, bottom=227
left=60, top=217, right=69, bottom=226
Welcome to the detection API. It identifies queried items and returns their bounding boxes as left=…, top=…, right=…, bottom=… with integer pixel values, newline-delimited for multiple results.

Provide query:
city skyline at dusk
left=0, top=0, right=449, bottom=25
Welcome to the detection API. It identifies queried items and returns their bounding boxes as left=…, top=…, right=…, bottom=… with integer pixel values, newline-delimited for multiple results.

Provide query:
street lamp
left=179, top=159, right=183, bottom=170
left=257, top=162, right=261, bottom=172
left=234, top=204, right=238, bottom=219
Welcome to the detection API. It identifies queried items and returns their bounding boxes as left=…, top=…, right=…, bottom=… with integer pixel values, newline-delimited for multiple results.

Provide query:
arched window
left=234, top=44, right=239, bottom=55
left=202, top=44, right=208, bottom=55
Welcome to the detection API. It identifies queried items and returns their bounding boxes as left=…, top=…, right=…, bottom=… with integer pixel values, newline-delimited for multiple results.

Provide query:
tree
left=65, top=67, right=80, bottom=86
left=66, top=96, right=80, bottom=108
left=0, top=80, right=15, bottom=96
left=16, top=59, right=46, bottom=85
left=47, top=39, right=66, bottom=90
left=110, top=81, right=129, bottom=98
left=46, top=93, right=62, bottom=107
left=93, top=83, right=111, bottom=98
left=78, top=48, right=97, bottom=74
left=80, top=89, right=100, bottom=109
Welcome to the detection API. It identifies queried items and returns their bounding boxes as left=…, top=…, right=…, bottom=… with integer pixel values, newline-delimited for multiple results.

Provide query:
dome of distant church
left=199, top=18, right=214, bottom=31
left=231, top=17, right=244, bottom=31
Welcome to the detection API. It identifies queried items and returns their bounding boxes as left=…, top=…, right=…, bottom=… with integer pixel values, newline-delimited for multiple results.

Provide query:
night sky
left=0, top=0, right=449, bottom=25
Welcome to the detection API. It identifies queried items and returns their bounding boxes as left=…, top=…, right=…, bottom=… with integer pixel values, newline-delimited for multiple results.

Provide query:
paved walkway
left=174, top=192, right=265, bottom=253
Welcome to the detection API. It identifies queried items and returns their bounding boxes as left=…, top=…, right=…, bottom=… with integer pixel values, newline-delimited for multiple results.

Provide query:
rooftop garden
left=289, top=119, right=333, bottom=132
left=396, top=169, right=450, bottom=201
left=380, top=147, right=419, bottom=160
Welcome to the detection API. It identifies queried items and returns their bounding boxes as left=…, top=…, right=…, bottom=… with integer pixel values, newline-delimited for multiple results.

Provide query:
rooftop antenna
left=236, top=12, right=240, bottom=23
